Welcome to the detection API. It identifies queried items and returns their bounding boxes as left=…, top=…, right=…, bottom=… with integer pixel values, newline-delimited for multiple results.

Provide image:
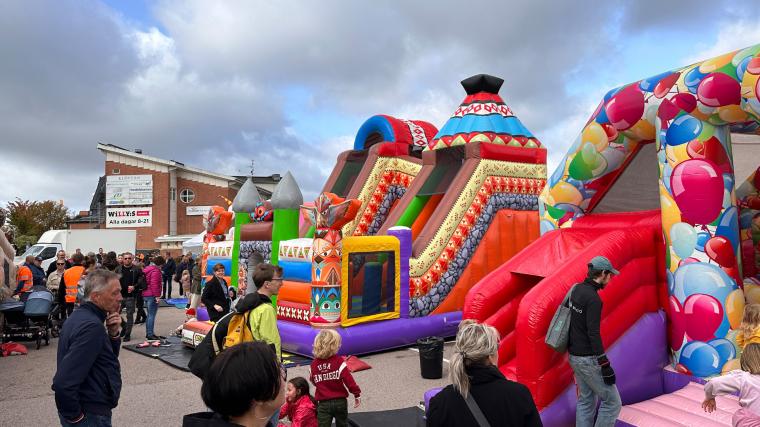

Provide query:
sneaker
left=123, top=336, right=131, bottom=342
left=146, top=335, right=160, bottom=340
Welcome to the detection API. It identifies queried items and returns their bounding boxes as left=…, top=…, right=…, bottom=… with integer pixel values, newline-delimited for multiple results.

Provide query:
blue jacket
left=52, top=302, right=122, bottom=420
left=27, top=262, right=46, bottom=287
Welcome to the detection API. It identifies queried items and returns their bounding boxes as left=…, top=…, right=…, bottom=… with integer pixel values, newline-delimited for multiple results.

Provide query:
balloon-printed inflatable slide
left=461, top=44, right=760, bottom=425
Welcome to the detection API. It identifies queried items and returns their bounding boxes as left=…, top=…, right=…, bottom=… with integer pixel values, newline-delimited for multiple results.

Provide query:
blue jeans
left=58, top=413, right=112, bottom=427
left=144, top=296, right=158, bottom=337
left=569, top=354, right=622, bottom=427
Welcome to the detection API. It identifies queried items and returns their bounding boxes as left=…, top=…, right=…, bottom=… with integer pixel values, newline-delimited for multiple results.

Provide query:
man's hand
left=155, top=297, right=160, bottom=304
left=214, top=304, right=223, bottom=312
left=127, top=285, right=134, bottom=293
left=354, top=397, right=361, bottom=408
left=106, top=312, right=121, bottom=338
left=702, top=397, right=716, bottom=413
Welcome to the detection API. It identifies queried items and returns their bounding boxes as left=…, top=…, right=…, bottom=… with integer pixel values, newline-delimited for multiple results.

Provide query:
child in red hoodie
left=309, top=329, right=361, bottom=427
left=278, top=377, right=317, bottom=427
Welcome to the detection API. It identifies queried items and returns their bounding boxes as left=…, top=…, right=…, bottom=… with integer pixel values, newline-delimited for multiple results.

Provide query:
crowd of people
left=45, top=253, right=760, bottom=426
left=13, top=248, right=202, bottom=343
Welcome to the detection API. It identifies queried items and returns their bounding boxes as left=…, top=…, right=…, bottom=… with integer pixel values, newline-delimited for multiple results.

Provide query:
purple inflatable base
left=539, top=311, right=669, bottom=426
left=279, top=311, right=462, bottom=356
left=421, top=311, right=670, bottom=426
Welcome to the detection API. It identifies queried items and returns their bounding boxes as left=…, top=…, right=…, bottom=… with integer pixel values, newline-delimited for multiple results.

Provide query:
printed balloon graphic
left=666, top=114, right=702, bottom=146
left=708, top=338, right=737, bottom=367
left=670, top=159, right=724, bottom=225
left=673, top=262, right=735, bottom=304
left=605, top=85, right=645, bottom=130
left=683, top=293, right=724, bottom=342
left=715, top=206, right=740, bottom=249
left=696, top=231, right=710, bottom=251
left=697, top=73, right=741, bottom=107
left=670, top=222, right=697, bottom=259
left=679, top=341, right=722, bottom=377
left=669, top=296, right=686, bottom=351
left=725, top=289, right=745, bottom=330
left=704, top=236, right=736, bottom=267
left=686, top=136, right=731, bottom=173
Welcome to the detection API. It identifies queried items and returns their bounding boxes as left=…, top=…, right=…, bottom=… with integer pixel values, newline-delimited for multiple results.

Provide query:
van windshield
left=20, top=245, right=46, bottom=257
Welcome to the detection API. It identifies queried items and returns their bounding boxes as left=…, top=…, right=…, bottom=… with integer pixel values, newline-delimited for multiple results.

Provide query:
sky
left=1, top=0, right=760, bottom=213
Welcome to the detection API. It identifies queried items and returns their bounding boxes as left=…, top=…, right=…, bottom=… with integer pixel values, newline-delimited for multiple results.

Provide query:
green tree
left=5, top=199, right=71, bottom=252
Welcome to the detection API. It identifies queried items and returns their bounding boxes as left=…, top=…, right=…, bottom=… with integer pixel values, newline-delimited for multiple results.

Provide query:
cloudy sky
left=1, top=0, right=760, bottom=213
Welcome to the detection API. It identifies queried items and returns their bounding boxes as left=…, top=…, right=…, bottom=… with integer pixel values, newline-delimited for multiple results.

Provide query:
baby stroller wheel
left=45, top=329, right=50, bottom=345
left=36, top=332, right=42, bottom=350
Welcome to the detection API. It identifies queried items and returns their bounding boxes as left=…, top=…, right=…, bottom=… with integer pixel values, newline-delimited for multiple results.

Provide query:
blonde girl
left=309, top=329, right=361, bottom=427
left=737, top=304, right=760, bottom=350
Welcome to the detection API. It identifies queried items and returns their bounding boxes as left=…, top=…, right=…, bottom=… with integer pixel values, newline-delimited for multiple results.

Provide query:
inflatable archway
left=540, top=44, right=760, bottom=372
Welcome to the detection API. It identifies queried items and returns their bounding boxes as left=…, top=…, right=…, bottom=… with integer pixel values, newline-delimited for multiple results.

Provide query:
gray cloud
left=1, top=0, right=758, bottom=212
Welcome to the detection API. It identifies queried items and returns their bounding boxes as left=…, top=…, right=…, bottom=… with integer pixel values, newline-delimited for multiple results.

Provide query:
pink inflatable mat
left=618, top=382, right=738, bottom=426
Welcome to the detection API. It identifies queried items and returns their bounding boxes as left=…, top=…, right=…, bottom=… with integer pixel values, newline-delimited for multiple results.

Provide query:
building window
left=180, top=188, right=195, bottom=203
left=112, top=168, right=120, bottom=174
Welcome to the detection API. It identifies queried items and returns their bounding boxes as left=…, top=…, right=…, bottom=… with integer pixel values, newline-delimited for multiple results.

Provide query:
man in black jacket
left=52, top=269, right=123, bottom=426
left=114, top=252, right=145, bottom=342
left=568, top=256, right=621, bottom=427
left=161, top=252, right=176, bottom=299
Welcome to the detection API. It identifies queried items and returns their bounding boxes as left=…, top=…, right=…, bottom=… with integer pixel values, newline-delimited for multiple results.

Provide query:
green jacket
left=242, top=293, right=281, bottom=358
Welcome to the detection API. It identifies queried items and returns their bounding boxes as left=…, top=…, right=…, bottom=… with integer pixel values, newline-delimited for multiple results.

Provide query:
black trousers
left=162, top=274, right=173, bottom=298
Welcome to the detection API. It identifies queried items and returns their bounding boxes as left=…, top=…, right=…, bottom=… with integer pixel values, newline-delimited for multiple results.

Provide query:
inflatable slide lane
left=464, top=44, right=760, bottom=425
left=298, top=115, right=437, bottom=238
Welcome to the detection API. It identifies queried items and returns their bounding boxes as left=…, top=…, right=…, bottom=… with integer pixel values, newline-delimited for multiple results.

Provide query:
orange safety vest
left=16, top=265, right=33, bottom=294
left=63, top=266, right=85, bottom=304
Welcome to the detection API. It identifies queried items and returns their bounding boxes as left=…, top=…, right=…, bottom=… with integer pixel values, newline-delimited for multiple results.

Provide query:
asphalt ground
left=0, top=305, right=454, bottom=426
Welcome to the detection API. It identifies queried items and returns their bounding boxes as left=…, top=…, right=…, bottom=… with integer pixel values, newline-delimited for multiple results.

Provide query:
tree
left=5, top=199, right=71, bottom=252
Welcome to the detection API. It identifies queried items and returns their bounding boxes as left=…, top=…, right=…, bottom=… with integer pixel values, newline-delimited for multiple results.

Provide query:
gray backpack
left=545, top=285, right=577, bottom=353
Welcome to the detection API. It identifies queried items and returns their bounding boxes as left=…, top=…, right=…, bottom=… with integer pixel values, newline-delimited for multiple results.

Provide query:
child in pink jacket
left=279, top=377, right=317, bottom=427
left=703, top=343, right=760, bottom=426
left=141, top=256, right=165, bottom=340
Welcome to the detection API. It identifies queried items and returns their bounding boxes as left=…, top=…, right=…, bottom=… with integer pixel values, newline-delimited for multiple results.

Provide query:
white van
left=15, top=229, right=136, bottom=271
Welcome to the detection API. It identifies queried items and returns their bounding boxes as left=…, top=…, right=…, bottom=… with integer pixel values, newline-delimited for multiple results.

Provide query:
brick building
left=69, top=143, right=281, bottom=254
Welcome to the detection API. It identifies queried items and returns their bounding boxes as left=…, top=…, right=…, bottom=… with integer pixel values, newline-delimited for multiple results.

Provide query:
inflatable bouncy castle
left=276, top=74, right=548, bottom=356
left=462, top=44, right=760, bottom=425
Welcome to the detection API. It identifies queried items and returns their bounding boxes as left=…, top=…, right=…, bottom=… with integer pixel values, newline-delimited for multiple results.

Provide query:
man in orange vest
left=60, top=253, right=86, bottom=320
left=14, top=255, right=34, bottom=298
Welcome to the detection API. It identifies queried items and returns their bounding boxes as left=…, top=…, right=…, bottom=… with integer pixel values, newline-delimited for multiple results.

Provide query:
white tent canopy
left=182, top=231, right=205, bottom=256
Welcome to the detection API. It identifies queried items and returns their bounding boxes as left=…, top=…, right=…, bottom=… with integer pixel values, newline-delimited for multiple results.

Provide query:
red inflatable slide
left=463, top=210, right=667, bottom=409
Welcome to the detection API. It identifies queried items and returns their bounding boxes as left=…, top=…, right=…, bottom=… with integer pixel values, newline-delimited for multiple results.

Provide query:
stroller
left=0, top=289, right=55, bottom=350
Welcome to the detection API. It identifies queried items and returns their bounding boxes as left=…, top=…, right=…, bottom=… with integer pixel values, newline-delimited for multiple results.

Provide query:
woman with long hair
left=427, top=320, right=542, bottom=426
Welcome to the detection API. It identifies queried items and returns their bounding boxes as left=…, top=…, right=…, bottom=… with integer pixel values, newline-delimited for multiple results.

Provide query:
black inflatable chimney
left=461, top=74, right=504, bottom=95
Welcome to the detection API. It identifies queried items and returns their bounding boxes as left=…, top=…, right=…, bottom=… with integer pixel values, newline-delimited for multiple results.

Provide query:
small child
left=310, top=329, right=361, bottom=427
left=737, top=304, right=760, bottom=350
left=703, top=343, right=760, bottom=425
left=278, top=377, right=317, bottom=427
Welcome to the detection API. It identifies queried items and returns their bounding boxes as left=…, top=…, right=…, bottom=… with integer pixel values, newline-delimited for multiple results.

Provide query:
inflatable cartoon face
left=250, top=201, right=273, bottom=222
left=312, top=286, right=341, bottom=323
left=312, top=230, right=341, bottom=285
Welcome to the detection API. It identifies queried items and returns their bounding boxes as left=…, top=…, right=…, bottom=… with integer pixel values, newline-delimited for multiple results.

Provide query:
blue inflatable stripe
left=354, top=115, right=395, bottom=150
left=279, top=260, right=312, bottom=282
left=206, top=259, right=233, bottom=276
left=434, top=116, right=535, bottom=139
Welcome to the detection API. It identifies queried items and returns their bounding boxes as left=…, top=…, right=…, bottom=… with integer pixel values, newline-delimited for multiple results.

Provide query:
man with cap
left=30, top=256, right=47, bottom=287
left=567, top=256, right=621, bottom=427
